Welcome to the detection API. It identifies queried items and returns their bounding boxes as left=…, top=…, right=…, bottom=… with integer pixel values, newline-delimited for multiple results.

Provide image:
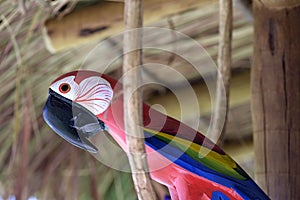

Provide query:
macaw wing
left=143, top=106, right=269, bottom=200
left=144, top=127, right=248, bottom=180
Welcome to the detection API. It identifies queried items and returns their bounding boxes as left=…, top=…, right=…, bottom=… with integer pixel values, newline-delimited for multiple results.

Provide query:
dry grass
left=0, top=1, right=137, bottom=199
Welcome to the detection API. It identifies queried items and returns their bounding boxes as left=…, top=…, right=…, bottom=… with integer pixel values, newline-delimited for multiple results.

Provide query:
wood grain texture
left=259, top=0, right=300, bottom=8
left=210, top=0, right=232, bottom=145
left=251, top=1, right=300, bottom=199
left=123, top=0, right=157, bottom=199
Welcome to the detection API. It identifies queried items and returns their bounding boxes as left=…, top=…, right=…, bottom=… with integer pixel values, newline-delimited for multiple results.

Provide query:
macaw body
left=43, top=70, right=269, bottom=200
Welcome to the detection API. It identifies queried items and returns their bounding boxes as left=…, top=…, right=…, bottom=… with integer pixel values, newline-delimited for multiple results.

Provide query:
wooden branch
left=123, top=0, right=157, bottom=199
left=210, top=0, right=232, bottom=145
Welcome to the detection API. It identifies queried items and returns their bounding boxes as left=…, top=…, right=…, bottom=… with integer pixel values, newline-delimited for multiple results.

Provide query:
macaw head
left=43, top=70, right=116, bottom=153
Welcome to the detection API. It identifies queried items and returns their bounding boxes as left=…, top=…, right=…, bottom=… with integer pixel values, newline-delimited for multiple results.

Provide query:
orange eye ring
left=59, top=83, right=71, bottom=93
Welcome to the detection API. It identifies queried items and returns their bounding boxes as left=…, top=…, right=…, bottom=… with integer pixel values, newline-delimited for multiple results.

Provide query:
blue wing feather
left=144, top=129, right=269, bottom=200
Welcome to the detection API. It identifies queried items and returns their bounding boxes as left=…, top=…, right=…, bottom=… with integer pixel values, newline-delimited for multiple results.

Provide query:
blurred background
left=0, top=0, right=277, bottom=199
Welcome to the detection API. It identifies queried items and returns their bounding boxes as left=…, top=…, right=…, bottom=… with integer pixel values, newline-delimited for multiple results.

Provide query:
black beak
left=43, top=89, right=105, bottom=153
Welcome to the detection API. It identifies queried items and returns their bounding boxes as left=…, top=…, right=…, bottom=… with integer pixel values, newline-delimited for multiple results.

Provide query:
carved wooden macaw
left=43, top=70, right=269, bottom=200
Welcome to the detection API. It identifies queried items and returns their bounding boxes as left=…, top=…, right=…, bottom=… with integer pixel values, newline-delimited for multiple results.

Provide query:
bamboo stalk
left=123, top=0, right=157, bottom=199
left=210, top=0, right=233, bottom=145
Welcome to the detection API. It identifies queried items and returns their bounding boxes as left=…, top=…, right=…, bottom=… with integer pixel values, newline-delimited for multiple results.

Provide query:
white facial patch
left=50, top=76, right=113, bottom=115
left=50, top=76, right=79, bottom=101
left=74, top=77, right=113, bottom=115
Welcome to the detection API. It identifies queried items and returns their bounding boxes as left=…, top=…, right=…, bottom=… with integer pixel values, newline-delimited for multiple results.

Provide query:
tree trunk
left=251, top=1, right=300, bottom=199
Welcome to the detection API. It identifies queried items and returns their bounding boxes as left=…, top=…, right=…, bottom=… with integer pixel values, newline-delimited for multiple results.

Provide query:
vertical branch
left=123, top=0, right=157, bottom=199
left=210, top=0, right=233, bottom=146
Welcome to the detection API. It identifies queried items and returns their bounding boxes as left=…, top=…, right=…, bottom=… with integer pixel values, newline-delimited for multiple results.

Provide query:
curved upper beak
left=43, top=89, right=104, bottom=153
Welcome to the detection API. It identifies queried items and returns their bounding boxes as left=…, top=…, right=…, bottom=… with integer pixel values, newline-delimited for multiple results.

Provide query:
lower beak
left=43, top=89, right=102, bottom=153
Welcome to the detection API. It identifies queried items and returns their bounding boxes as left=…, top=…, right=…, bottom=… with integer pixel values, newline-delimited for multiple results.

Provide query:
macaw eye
left=59, top=83, right=71, bottom=93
